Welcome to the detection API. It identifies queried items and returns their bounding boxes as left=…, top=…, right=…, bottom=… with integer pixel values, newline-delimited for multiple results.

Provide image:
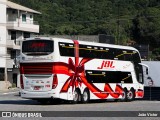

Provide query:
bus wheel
left=127, top=89, right=135, bottom=102
left=121, top=89, right=128, bottom=102
left=72, top=89, right=80, bottom=104
left=82, top=89, right=90, bottom=103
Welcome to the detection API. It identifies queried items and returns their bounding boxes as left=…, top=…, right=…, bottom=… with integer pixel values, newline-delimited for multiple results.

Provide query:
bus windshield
left=22, top=40, right=54, bottom=55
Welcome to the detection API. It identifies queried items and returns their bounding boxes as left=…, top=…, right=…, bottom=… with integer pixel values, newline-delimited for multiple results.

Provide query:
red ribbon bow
left=58, top=57, right=123, bottom=99
left=60, top=57, right=92, bottom=92
left=55, top=40, right=124, bottom=99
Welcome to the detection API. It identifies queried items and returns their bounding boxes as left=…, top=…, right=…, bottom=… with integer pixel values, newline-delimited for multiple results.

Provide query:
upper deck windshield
left=22, top=40, right=54, bottom=56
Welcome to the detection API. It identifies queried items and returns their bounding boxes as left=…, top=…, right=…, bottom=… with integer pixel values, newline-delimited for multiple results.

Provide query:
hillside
left=10, top=0, right=160, bottom=48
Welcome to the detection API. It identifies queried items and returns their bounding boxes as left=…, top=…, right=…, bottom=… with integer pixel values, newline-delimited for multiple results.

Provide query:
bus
left=19, top=37, right=148, bottom=103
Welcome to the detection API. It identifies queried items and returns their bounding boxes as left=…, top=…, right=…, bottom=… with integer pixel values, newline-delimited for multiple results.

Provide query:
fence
left=143, top=86, right=160, bottom=100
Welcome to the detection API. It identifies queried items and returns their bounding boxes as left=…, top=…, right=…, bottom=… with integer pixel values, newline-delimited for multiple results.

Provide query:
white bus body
left=19, top=37, right=147, bottom=103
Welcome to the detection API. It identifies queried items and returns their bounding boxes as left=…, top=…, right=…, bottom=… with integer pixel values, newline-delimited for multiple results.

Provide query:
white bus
left=19, top=37, right=148, bottom=103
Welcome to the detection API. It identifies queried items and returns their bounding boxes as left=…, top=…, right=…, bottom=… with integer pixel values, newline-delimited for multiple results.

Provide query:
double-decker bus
left=19, top=37, right=148, bottom=103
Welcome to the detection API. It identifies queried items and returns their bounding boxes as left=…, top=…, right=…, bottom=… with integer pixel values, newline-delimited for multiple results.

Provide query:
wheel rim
left=83, top=91, right=88, bottom=101
left=122, top=91, right=126, bottom=100
left=127, top=91, right=133, bottom=100
left=73, top=91, right=78, bottom=101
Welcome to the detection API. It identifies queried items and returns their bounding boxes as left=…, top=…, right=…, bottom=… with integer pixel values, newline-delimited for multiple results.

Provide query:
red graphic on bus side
left=53, top=40, right=123, bottom=99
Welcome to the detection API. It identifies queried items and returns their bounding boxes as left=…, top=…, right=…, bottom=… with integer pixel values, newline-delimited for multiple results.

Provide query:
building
left=0, top=0, right=40, bottom=90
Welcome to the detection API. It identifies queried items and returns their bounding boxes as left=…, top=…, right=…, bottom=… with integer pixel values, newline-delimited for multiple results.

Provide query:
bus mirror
left=147, top=76, right=151, bottom=79
left=138, top=63, right=149, bottom=75
left=146, top=68, right=148, bottom=75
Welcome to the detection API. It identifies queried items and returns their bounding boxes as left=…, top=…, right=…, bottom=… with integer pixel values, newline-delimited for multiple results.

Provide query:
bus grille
left=20, top=63, right=53, bottom=74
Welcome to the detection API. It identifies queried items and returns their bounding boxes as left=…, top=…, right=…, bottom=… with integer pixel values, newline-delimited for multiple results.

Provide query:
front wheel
left=81, top=89, right=90, bottom=103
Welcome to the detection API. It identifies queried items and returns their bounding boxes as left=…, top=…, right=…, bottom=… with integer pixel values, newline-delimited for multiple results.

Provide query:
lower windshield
left=22, top=40, right=54, bottom=56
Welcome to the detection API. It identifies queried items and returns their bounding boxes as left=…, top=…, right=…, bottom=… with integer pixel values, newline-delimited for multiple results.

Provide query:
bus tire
left=121, top=89, right=128, bottom=102
left=82, top=89, right=90, bottom=103
left=127, top=89, right=135, bottom=102
left=72, top=89, right=80, bottom=104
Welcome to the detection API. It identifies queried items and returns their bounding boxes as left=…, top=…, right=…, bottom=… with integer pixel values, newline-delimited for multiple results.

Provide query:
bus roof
left=25, top=37, right=138, bottom=52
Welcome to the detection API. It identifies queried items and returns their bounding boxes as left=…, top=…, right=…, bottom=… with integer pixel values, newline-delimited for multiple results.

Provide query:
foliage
left=153, top=48, right=160, bottom=55
left=10, top=0, right=160, bottom=48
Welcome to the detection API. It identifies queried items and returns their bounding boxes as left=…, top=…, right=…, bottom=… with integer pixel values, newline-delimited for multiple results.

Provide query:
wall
left=0, top=0, right=8, bottom=90
left=142, top=61, right=160, bottom=87
left=0, top=1, right=7, bottom=68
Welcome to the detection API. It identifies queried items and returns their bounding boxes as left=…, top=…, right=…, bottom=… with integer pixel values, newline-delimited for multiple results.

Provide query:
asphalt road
left=0, top=90, right=160, bottom=120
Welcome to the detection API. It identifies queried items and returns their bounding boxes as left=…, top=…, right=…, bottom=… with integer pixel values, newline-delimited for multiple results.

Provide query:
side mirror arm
left=138, top=63, right=149, bottom=75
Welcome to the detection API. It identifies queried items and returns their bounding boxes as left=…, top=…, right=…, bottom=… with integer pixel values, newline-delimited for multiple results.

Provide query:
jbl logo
left=97, top=61, right=115, bottom=69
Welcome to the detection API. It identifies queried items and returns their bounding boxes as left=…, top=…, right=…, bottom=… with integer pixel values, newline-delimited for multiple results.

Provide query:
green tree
left=10, top=0, right=160, bottom=48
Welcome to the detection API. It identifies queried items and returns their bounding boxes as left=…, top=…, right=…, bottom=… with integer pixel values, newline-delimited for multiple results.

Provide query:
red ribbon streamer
left=53, top=40, right=124, bottom=99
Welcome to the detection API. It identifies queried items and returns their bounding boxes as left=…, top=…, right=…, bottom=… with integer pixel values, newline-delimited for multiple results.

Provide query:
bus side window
left=100, top=51, right=105, bottom=59
left=100, top=48, right=114, bottom=60
left=79, top=45, right=89, bottom=58
left=85, top=71, right=133, bottom=83
left=132, top=52, right=141, bottom=63
left=66, top=48, right=74, bottom=57
left=124, top=50, right=133, bottom=61
left=59, top=42, right=74, bottom=57
left=93, top=48, right=99, bottom=58
left=79, top=45, right=96, bottom=58
left=107, top=48, right=115, bottom=60
left=91, top=46, right=107, bottom=59
left=114, top=49, right=124, bottom=60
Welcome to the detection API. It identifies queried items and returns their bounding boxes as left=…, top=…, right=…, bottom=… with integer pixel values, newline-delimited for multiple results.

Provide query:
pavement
left=0, top=87, right=20, bottom=94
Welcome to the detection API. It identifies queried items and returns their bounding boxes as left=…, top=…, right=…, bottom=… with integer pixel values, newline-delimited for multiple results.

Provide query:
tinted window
left=86, top=70, right=133, bottom=83
left=132, top=52, right=141, bottom=63
left=114, top=49, right=140, bottom=61
left=134, top=64, right=144, bottom=84
left=0, top=68, right=4, bottom=81
left=59, top=42, right=74, bottom=57
left=79, top=45, right=101, bottom=58
left=114, top=49, right=124, bottom=60
left=79, top=44, right=114, bottom=59
left=123, top=50, right=133, bottom=61
left=22, top=40, right=54, bottom=55
left=58, top=42, right=141, bottom=63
